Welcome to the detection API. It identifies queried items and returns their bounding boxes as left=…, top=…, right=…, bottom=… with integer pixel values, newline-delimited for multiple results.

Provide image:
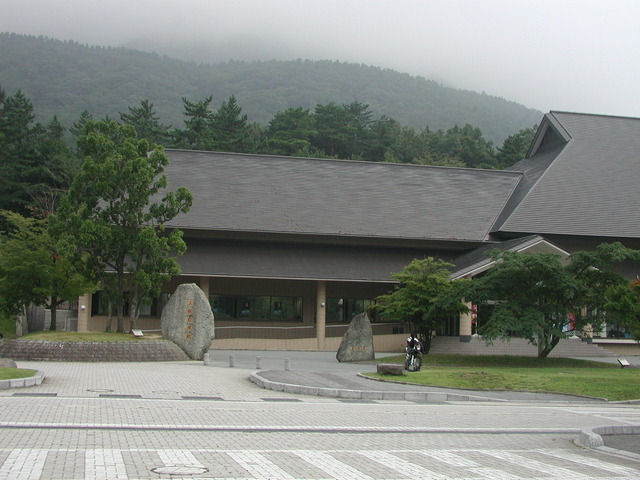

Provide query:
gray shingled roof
left=494, top=112, right=640, bottom=239
left=163, top=150, right=521, bottom=242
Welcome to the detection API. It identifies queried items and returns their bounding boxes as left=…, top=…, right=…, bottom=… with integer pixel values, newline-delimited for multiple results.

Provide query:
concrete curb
left=357, top=373, right=610, bottom=403
left=575, top=425, right=640, bottom=461
left=0, top=370, right=45, bottom=390
left=249, top=371, right=507, bottom=402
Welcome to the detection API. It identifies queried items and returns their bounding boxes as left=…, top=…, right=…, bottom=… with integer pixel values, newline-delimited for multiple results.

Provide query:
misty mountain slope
left=0, top=33, right=541, bottom=143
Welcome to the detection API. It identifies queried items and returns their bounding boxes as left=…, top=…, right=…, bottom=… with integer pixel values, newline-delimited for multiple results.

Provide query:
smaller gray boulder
left=336, top=311, right=375, bottom=362
left=161, top=283, right=215, bottom=360
left=377, top=363, right=405, bottom=375
left=0, top=358, right=17, bottom=368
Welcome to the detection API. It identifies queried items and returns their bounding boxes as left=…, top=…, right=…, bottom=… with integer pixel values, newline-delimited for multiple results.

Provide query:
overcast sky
left=2, top=0, right=639, bottom=117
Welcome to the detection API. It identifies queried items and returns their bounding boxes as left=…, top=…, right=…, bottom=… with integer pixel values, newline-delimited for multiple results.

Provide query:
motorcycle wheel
left=408, top=352, right=422, bottom=372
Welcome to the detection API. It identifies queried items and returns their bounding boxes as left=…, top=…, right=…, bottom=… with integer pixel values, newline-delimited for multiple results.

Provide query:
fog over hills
left=0, top=33, right=541, bottom=144
left=1, top=0, right=637, bottom=120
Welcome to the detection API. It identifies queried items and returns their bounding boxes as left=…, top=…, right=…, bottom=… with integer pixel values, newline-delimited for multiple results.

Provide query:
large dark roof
left=163, top=150, right=521, bottom=243
left=494, top=112, right=640, bottom=239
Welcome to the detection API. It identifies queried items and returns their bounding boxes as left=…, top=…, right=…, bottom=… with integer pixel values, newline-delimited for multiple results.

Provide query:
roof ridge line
left=163, top=148, right=522, bottom=175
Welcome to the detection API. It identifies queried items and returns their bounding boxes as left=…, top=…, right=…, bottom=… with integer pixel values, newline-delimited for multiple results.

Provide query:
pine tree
left=178, top=96, right=214, bottom=150
left=211, top=95, right=249, bottom=152
left=120, top=99, right=170, bottom=145
left=0, top=89, right=46, bottom=214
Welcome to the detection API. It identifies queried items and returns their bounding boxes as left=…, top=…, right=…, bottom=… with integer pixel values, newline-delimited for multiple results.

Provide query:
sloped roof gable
left=494, top=112, right=640, bottom=239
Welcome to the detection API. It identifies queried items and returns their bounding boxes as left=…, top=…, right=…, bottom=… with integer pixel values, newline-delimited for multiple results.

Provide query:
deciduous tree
left=0, top=211, right=95, bottom=332
left=52, top=120, right=193, bottom=332
left=464, top=243, right=640, bottom=357
left=376, top=258, right=468, bottom=353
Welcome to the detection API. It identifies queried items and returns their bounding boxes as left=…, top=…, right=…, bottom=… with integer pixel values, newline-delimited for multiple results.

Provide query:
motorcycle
left=404, top=337, right=423, bottom=371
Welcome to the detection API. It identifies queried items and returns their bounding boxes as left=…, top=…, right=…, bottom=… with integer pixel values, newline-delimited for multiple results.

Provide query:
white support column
left=459, top=301, right=473, bottom=339
left=316, top=280, right=327, bottom=351
left=458, top=274, right=474, bottom=342
left=77, top=293, right=92, bottom=332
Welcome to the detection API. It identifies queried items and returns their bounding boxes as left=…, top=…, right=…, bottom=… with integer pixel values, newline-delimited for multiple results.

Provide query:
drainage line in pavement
left=0, top=424, right=580, bottom=435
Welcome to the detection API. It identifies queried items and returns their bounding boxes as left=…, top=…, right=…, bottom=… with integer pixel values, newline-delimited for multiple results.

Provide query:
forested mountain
left=0, top=33, right=541, bottom=144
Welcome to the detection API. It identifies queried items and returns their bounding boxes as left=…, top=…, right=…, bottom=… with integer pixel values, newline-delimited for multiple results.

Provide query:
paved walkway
left=209, top=349, right=640, bottom=403
left=3, top=349, right=640, bottom=461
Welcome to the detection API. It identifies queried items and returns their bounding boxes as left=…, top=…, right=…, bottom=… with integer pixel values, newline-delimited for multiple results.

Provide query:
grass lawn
left=370, top=354, right=640, bottom=401
left=18, top=331, right=160, bottom=342
left=0, top=367, right=37, bottom=380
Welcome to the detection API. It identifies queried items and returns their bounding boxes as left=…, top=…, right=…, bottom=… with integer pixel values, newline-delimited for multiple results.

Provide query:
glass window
left=210, top=295, right=234, bottom=319
left=211, top=294, right=303, bottom=321
left=157, top=293, right=172, bottom=316
left=327, top=298, right=375, bottom=323
left=271, top=296, right=303, bottom=321
left=348, top=299, right=366, bottom=319
left=92, top=291, right=108, bottom=315
left=327, top=298, right=345, bottom=323
left=138, top=301, right=152, bottom=317
left=252, top=296, right=271, bottom=321
left=237, top=296, right=253, bottom=318
left=91, top=291, right=129, bottom=316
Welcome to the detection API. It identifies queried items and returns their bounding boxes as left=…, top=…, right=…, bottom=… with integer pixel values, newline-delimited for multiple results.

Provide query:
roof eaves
left=450, top=235, right=570, bottom=280
left=169, top=225, right=495, bottom=245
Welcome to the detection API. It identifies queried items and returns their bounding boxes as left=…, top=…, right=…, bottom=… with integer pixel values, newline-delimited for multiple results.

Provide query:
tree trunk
left=104, top=299, right=113, bottom=332
left=17, top=305, right=29, bottom=336
left=129, top=293, right=139, bottom=332
left=422, top=333, right=433, bottom=354
left=116, top=263, right=126, bottom=333
left=537, top=334, right=560, bottom=358
left=116, top=298, right=125, bottom=333
left=50, top=304, right=57, bottom=331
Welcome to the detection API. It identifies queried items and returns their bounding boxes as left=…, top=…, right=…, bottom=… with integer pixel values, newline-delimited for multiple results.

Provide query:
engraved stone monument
left=161, top=283, right=215, bottom=360
left=336, top=311, right=375, bottom=362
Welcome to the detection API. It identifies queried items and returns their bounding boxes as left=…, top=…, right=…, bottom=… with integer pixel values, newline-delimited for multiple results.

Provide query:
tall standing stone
left=161, top=283, right=215, bottom=360
left=336, top=311, right=375, bottom=362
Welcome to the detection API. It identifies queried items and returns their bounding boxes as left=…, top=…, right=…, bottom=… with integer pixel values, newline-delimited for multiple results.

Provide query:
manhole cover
left=152, top=465, right=208, bottom=475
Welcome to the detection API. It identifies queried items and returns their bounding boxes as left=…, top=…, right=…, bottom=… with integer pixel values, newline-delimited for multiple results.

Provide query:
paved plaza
left=0, top=351, right=638, bottom=479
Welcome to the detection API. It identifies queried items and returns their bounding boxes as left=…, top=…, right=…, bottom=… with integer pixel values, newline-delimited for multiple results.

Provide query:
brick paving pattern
left=1, top=447, right=639, bottom=479
left=0, top=353, right=637, bottom=479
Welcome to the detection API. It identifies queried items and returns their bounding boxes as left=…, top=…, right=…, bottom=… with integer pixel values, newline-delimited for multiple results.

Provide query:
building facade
left=75, top=112, right=640, bottom=351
